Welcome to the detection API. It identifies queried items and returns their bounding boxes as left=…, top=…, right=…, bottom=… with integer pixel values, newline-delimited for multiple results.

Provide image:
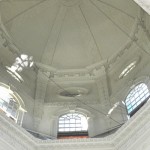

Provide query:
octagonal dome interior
left=0, top=0, right=150, bottom=140
left=0, top=0, right=138, bottom=69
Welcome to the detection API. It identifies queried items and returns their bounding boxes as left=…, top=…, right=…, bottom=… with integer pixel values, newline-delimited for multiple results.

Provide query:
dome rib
left=3, top=0, right=47, bottom=25
left=79, top=4, right=103, bottom=60
left=0, top=0, right=142, bottom=69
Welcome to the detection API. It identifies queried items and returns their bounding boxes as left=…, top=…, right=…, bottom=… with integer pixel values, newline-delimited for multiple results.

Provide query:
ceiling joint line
left=78, top=5, right=103, bottom=60
left=41, top=4, right=61, bottom=63
left=89, top=0, right=150, bottom=56
left=50, top=7, right=68, bottom=65
left=89, top=0, right=132, bottom=38
left=96, top=0, right=135, bottom=19
left=4, top=0, right=47, bottom=25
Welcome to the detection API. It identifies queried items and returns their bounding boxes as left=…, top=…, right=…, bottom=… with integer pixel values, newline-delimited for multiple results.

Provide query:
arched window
left=125, top=83, right=150, bottom=116
left=58, top=112, right=88, bottom=139
left=0, top=84, right=26, bottom=124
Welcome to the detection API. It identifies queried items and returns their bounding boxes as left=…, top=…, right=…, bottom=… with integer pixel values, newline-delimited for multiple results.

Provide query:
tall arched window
left=58, top=112, right=88, bottom=139
left=125, top=83, right=150, bottom=116
left=0, top=83, right=26, bottom=124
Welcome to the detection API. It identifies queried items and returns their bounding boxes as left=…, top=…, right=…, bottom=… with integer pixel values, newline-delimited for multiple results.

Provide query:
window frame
left=58, top=112, right=88, bottom=133
left=0, top=83, right=26, bottom=124
left=125, top=83, right=150, bottom=116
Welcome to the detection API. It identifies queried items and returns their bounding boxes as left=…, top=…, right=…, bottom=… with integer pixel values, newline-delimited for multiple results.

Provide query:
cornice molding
left=44, top=101, right=100, bottom=107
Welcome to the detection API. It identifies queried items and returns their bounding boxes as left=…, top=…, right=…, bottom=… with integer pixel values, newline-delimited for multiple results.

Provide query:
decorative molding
left=1, top=97, right=150, bottom=150
left=36, top=62, right=106, bottom=80
left=44, top=101, right=100, bottom=107
left=33, top=70, right=50, bottom=130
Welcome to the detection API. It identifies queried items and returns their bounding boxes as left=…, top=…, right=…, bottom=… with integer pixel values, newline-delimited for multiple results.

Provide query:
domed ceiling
left=0, top=0, right=138, bottom=69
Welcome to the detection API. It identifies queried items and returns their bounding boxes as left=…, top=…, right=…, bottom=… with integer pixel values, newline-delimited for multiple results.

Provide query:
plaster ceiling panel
left=51, top=6, right=102, bottom=69
left=80, top=0, right=138, bottom=59
left=0, top=0, right=43, bottom=24
left=91, top=0, right=137, bottom=35
left=97, top=0, right=139, bottom=17
left=0, top=0, right=60, bottom=62
left=0, top=47, right=16, bottom=66
left=0, top=0, right=139, bottom=69
left=44, top=80, right=100, bottom=104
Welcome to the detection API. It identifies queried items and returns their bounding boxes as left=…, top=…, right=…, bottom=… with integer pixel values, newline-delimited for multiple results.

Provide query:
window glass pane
left=70, top=119, right=75, bottom=123
left=70, top=128, right=75, bottom=131
left=127, top=104, right=132, bottom=109
left=59, top=120, right=64, bottom=123
left=65, top=128, right=69, bottom=131
left=59, top=129, right=63, bottom=132
left=0, top=86, right=20, bottom=120
left=76, top=124, right=81, bottom=127
left=58, top=112, right=88, bottom=132
left=59, top=124, right=64, bottom=127
left=77, top=128, right=82, bottom=131
left=65, top=120, right=69, bottom=123
left=125, top=83, right=150, bottom=114
left=65, top=124, right=69, bottom=127
left=128, top=108, right=132, bottom=113
left=137, top=101, right=141, bottom=105
left=145, top=93, right=150, bottom=97
left=76, top=119, right=81, bottom=123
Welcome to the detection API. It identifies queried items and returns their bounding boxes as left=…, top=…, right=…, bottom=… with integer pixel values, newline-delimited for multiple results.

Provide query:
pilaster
left=33, top=70, right=50, bottom=130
